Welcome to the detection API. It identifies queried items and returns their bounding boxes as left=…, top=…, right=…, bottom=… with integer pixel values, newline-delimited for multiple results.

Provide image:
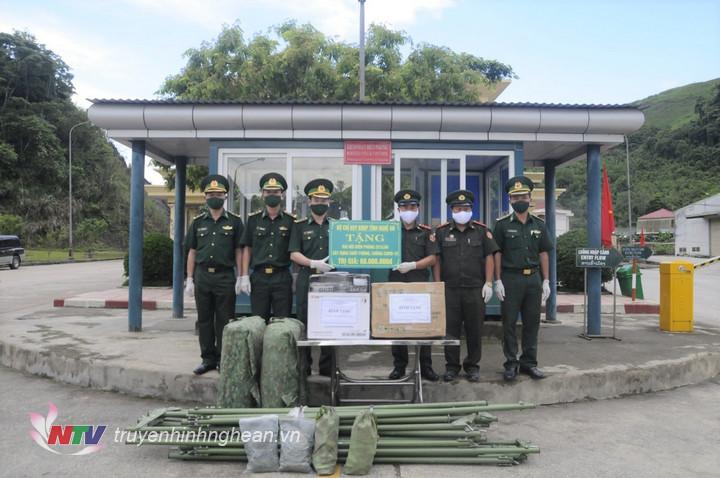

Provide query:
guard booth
left=87, top=100, right=644, bottom=333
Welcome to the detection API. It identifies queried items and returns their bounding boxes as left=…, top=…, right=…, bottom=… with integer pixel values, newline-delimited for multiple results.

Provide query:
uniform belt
left=505, top=267, right=539, bottom=276
left=198, top=264, right=232, bottom=273
left=257, top=265, right=288, bottom=274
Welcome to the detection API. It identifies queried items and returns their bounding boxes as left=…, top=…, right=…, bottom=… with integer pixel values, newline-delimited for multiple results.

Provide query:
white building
left=674, top=193, right=720, bottom=257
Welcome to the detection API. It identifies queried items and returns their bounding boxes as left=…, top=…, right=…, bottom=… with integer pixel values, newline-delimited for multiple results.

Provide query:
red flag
left=601, top=162, right=615, bottom=247
left=640, top=228, right=646, bottom=246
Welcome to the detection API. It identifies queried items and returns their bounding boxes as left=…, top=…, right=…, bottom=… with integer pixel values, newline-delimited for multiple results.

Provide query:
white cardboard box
left=307, top=292, right=371, bottom=340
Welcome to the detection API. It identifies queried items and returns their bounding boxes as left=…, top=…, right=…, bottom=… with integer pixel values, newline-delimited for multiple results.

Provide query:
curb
left=52, top=299, right=657, bottom=314
left=1, top=336, right=717, bottom=406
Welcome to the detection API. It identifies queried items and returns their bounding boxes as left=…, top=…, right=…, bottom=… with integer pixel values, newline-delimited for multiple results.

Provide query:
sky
left=2, top=0, right=719, bottom=184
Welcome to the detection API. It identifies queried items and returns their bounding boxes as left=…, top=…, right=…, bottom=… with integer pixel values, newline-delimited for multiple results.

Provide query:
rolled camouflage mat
left=216, top=316, right=266, bottom=408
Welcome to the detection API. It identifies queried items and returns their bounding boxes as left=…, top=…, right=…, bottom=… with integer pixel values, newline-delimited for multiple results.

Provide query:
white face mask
left=452, top=211, right=472, bottom=224
left=399, top=210, right=419, bottom=224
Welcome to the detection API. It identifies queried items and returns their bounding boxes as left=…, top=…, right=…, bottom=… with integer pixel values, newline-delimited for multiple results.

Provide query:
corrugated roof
left=87, top=98, right=635, bottom=109
left=638, top=208, right=675, bottom=220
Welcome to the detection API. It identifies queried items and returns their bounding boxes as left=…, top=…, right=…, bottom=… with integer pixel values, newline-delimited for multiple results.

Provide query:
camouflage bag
left=312, top=405, right=339, bottom=475
left=343, top=408, right=378, bottom=475
left=260, top=317, right=307, bottom=408
left=216, top=316, right=266, bottom=408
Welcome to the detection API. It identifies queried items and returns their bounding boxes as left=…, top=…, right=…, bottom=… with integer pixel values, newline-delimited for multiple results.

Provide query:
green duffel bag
left=260, top=317, right=307, bottom=408
left=216, top=316, right=266, bottom=408
left=312, top=405, right=339, bottom=475
left=343, top=408, right=378, bottom=475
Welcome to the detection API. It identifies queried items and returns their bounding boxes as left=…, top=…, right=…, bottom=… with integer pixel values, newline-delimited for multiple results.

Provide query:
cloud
left=119, top=0, right=457, bottom=39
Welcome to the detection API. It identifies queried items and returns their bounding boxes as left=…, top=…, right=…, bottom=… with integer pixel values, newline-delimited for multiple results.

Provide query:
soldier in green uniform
left=387, top=189, right=440, bottom=382
left=434, top=190, right=498, bottom=382
left=185, top=174, right=244, bottom=375
left=239, top=173, right=295, bottom=319
left=289, top=179, right=336, bottom=376
left=493, top=176, right=553, bottom=381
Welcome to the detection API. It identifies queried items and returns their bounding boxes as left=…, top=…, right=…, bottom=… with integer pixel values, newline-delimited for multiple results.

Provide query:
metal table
left=297, top=339, right=460, bottom=405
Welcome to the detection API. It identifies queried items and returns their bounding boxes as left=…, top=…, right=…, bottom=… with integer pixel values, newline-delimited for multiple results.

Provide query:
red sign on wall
left=343, top=140, right=392, bottom=165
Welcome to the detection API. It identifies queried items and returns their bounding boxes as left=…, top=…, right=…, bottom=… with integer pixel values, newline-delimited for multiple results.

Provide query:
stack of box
left=371, top=282, right=446, bottom=338
left=307, top=273, right=371, bottom=339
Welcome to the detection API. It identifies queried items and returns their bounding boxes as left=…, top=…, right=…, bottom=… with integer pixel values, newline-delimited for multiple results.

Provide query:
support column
left=361, top=165, right=371, bottom=220
left=513, top=143, right=524, bottom=176
left=544, top=160, right=558, bottom=322
left=128, top=140, right=145, bottom=332
left=209, top=143, right=219, bottom=174
left=172, top=156, right=187, bottom=319
left=586, top=145, right=602, bottom=334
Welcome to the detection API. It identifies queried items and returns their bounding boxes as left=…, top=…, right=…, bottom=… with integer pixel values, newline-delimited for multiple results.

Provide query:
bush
left=123, top=233, right=174, bottom=286
left=0, top=214, right=23, bottom=236
left=557, top=229, right=613, bottom=291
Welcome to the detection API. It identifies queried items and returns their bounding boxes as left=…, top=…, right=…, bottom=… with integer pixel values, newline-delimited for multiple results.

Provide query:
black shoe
left=466, top=370, right=480, bottom=382
left=520, top=366, right=546, bottom=380
left=503, top=367, right=518, bottom=382
left=193, top=362, right=217, bottom=375
left=443, top=370, right=459, bottom=382
left=388, top=367, right=406, bottom=380
left=421, top=367, right=440, bottom=382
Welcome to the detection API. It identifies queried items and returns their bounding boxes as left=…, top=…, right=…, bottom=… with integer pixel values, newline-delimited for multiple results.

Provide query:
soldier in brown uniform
left=434, top=189, right=498, bottom=382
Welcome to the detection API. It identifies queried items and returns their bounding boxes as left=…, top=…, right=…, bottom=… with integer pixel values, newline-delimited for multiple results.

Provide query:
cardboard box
left=307, top=293, right=371, bottom=340
left=371, top=282, right=446, bottom=338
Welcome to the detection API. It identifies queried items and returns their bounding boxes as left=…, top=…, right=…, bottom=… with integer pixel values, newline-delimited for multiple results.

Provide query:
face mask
left=206, top=197, right=224, bottom=210
left=452, top=211, right=472, bottom=224
left=264, top=195, right=282, bottom=207
left=399, top=210, right=419, bottom=224
left=512, top=201, right=530, bottom=213
left=310, top=203, right=329, bottom=216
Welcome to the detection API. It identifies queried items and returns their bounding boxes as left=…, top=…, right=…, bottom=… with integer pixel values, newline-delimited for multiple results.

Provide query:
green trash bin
left=616, top=265, right=644, bottom=299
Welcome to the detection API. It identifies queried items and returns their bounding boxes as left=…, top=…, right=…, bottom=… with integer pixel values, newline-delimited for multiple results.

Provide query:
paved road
left=0, top=260, right=124, bottom=314
left=0, top=365, right=718, bottom=477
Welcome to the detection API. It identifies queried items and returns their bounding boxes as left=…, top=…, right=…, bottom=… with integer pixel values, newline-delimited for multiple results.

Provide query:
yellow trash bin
left=659, top=261, right=694, bottom=332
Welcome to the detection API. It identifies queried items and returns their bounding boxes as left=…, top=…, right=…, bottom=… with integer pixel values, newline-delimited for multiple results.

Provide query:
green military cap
left=394, top=189, right=421, bottom=205
left=259, top=172, right=287, bottom=191
left=506, top=175, right=534, bottom=195
left=446, top=189, right=474, bottom=206
left=304, top=178, right=334, bottom=198
left=200, top=174, right=229, bottom=193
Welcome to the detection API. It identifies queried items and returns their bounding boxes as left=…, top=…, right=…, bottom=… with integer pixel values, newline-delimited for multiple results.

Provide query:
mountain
left=554, top=78, right=720, bottom=231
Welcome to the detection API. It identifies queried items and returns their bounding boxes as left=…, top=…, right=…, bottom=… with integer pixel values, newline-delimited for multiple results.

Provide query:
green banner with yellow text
left=329, top=220, right=401, bottom=269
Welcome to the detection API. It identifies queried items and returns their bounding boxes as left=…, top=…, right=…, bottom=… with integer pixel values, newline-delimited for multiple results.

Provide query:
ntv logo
left=29, top=402, right=106, bottom=455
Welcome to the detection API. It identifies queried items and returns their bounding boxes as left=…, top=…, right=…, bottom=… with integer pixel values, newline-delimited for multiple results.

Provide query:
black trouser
left=249, top=267, right=292, bottom=319
left=444, top=286, right=484, bottom=374
left=296, top=267, right=333, bottom=373
left=501, top=270, right=542, bottom=370
left=391, top=344, right=432, bottom=371
left=194, top=267, right=236, bottom=365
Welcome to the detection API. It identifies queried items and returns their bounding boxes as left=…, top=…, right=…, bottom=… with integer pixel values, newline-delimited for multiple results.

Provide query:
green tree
left=0, top=214, right=23, bottom=236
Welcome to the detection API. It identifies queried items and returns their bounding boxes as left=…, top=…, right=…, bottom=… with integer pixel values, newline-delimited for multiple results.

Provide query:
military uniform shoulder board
left=436, top=222, right=450, bottom=229
left=192, top=211, right=206, bottom=220
left=295, top=217, right=308, bottom=224
left=497, top=213, right=512, bottom=221
left=227, top=210, right=241, bottom=218
left=418, top=224, right=431, bottom=230
left=530, top=214, right=545, bottom=223
left=472, top=220, right=488, bottom=228
left=284, top=211, right=296, bottom=220
left=248, top=210, right=262, bottom=216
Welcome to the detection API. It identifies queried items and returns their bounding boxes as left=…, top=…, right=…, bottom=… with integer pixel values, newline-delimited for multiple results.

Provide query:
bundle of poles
left=125, top=400, right=539, bottom=466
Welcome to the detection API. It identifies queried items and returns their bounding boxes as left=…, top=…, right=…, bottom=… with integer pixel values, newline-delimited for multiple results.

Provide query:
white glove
left=184, top=277, right=194, bottom=296
left=235, top=276, right=242, bottom=295
left=393, top=262, right=417, bottom=274
left=310, top=256, right=335, bottom=273
left=494, top=280, right=506, bottom=302
left=239, top=275, right=251, bottom=295
left=542, top=279, right=551, bottom=304
left=482, top=282, right=494, bottom=304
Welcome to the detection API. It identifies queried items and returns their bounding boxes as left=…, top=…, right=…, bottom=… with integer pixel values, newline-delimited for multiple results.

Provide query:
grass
left=23, top=248, right=125, bottom=264
left=633, top=78, right=720, bottom=130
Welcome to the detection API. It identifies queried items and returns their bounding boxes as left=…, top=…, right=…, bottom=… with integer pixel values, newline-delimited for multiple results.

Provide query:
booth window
left=290, top=155, right=352, bottom=220
left=227, top=155, right=285, bottom=217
